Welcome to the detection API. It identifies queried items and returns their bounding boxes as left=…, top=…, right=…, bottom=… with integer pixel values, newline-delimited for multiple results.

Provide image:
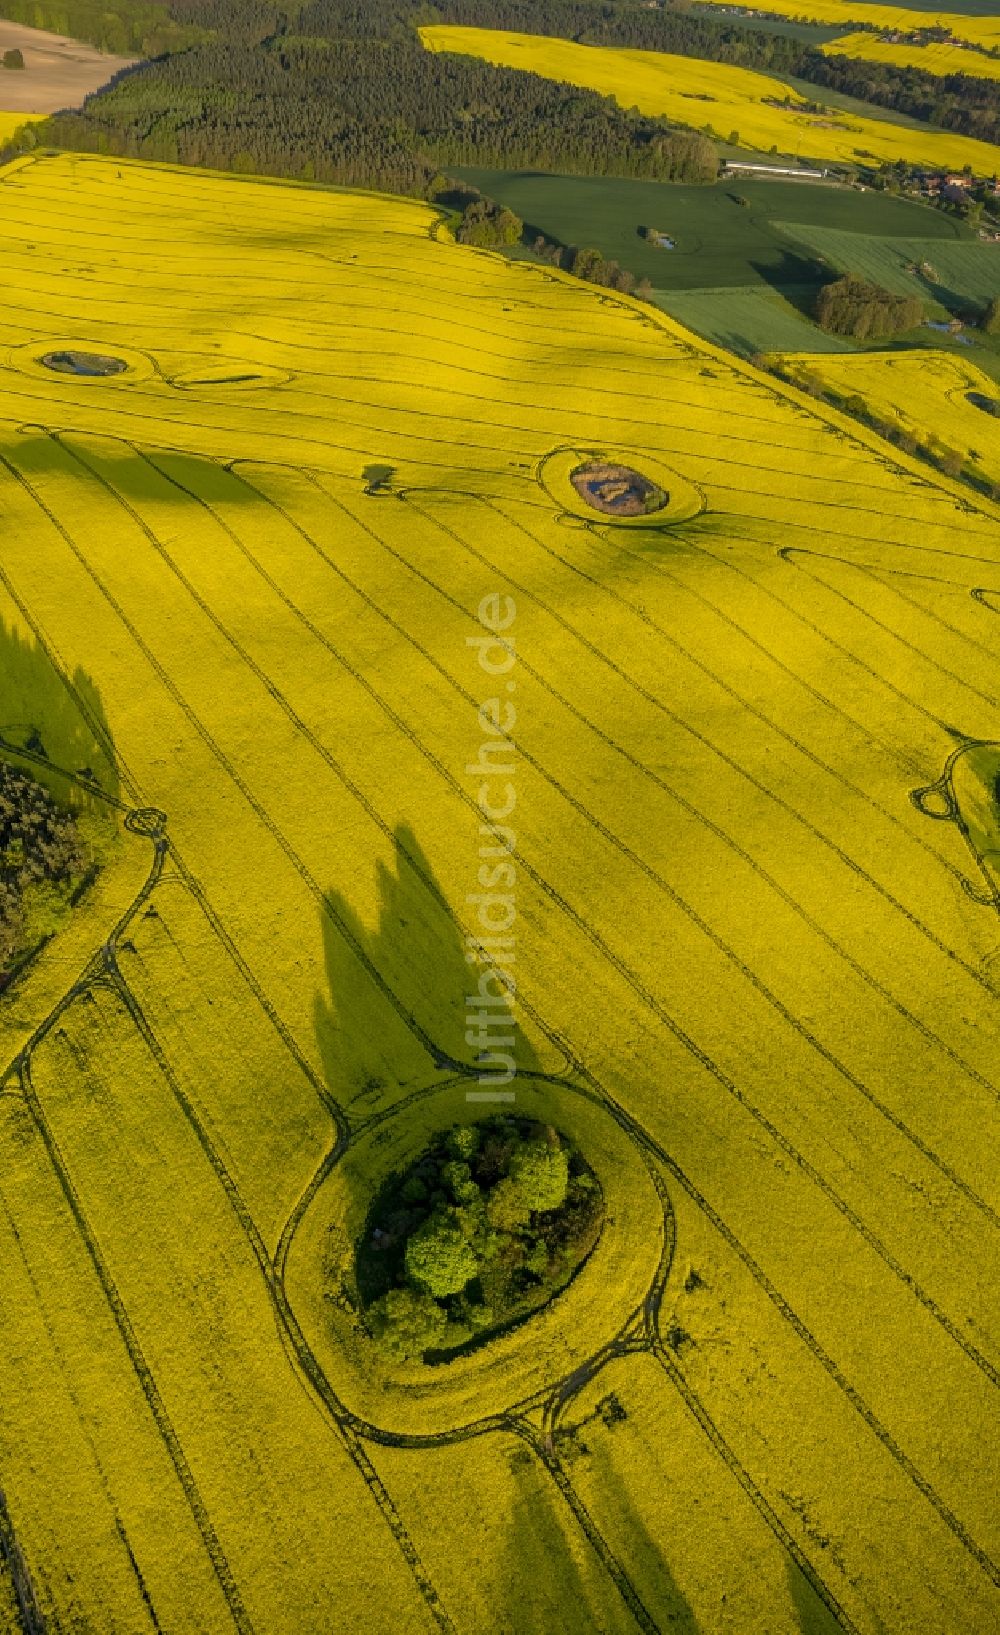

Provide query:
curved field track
left=0, top=151, right=998, bottom=1634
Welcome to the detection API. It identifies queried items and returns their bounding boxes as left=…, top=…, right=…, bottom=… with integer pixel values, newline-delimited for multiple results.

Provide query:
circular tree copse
left=356, top=1116, right=604, bottom=1364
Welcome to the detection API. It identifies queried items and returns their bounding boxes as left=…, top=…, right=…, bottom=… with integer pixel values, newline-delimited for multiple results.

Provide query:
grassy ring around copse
left=284, top=1073, right=666, bottom=1440
left=539, top=446, right=705, bottom=527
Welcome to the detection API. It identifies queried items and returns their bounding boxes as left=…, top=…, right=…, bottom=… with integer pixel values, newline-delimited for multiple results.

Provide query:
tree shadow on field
left=0, top=613, right=119, bottom=803
left=493, top=1448, right=621, bottom=1635
left=11, top=433, right=261, bottom=512
left=786, top=1556, right=851, bottom=1635
left=584, top=1436, right=701, bottom=1632
left=314, top=823, right=538, bottom=1113
left=362, top=462, right=396, bottom=495
left=749, top=251, right=826, bottom=317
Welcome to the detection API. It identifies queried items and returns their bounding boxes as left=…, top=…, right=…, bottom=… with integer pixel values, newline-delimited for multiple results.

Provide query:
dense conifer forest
left=19, top=0, right=714, bottom=193
left=7, top=0, right=1000, bottom=189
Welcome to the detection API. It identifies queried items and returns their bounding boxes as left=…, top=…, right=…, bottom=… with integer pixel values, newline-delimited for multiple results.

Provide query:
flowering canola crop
left=0, top=152, right=999, bottom=1635
left=691, top=0, right=1000, bottom=54
left=779, top=346, right=1000, bottom=488
left=823, top=31, right=1000, bottom=83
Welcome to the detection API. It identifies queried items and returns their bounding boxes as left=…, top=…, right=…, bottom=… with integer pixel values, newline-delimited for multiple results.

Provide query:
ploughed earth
left=0, top=19, right=135, bottom=114
left=570, top=460, right=668, bottom=516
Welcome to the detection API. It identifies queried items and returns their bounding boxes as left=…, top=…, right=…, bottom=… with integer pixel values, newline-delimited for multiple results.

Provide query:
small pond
left=41, top=350, right=128, bottom=377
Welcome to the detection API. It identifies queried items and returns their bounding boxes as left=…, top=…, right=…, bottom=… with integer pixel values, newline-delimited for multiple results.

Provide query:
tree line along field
left=776, top=347, right=1000, bottom=486
left=0, top=150, right=1000, bottom=1633
left=420, top=25, right=1000, bottom=173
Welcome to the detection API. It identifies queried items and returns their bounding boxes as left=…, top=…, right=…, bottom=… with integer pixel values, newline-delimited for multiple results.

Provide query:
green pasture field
left=689, top=8, right=845, bottom=42
left=778, top=225, right=1000, bottom=310
left=453, top=167, right=967, bottom=294
left=775, top=72, right=974, bottom=131
left=657, top=283, right=858, bottom=352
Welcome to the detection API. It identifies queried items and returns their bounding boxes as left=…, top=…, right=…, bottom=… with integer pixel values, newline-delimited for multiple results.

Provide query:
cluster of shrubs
left=454, top=197, right=523, bottom=249
left=0, top=762, right=87, bottom=984
left=362, top=1117, right=604, bottom=1362
left=428, top=182, right=523, bottom=248
left=814, top=276, right=924, bottom=340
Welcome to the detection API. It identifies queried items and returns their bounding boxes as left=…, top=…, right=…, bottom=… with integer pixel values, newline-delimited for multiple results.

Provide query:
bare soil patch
left=0, top=20, right=134, bottom=114
left=570, top=460, right=668, bottom=517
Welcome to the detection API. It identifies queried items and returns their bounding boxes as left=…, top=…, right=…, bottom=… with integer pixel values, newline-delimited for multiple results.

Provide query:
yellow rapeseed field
left=1, top=150, right=999, bottom=1633
left=0, top=111, right=42, bottom=141
left=778, top=347, right=1000, bottom=487
left=421, top=24, right=1000, bottom=173
left=692, top=0, right=1000, bottom=53
left=824, top=31, right=1000, bottom=83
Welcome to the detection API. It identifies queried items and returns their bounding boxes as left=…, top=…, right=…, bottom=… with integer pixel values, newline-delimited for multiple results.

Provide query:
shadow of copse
left=9, top=434, right=265, bottom=512
left=748, top=251, right=826, bottom=318
left=314, top=823, right=539, bottom=1114
left=583, top=1435, right=701, bottom=1633
left=0, top=612, right=119, bottom=803
left=785, top=1556, right=851, bottom=1634
left=495, top=1447, right=632, bottom=1635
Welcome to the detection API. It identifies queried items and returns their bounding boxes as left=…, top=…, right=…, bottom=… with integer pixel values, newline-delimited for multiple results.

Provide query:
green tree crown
left=405, top=1208, right=479, bottom=1298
